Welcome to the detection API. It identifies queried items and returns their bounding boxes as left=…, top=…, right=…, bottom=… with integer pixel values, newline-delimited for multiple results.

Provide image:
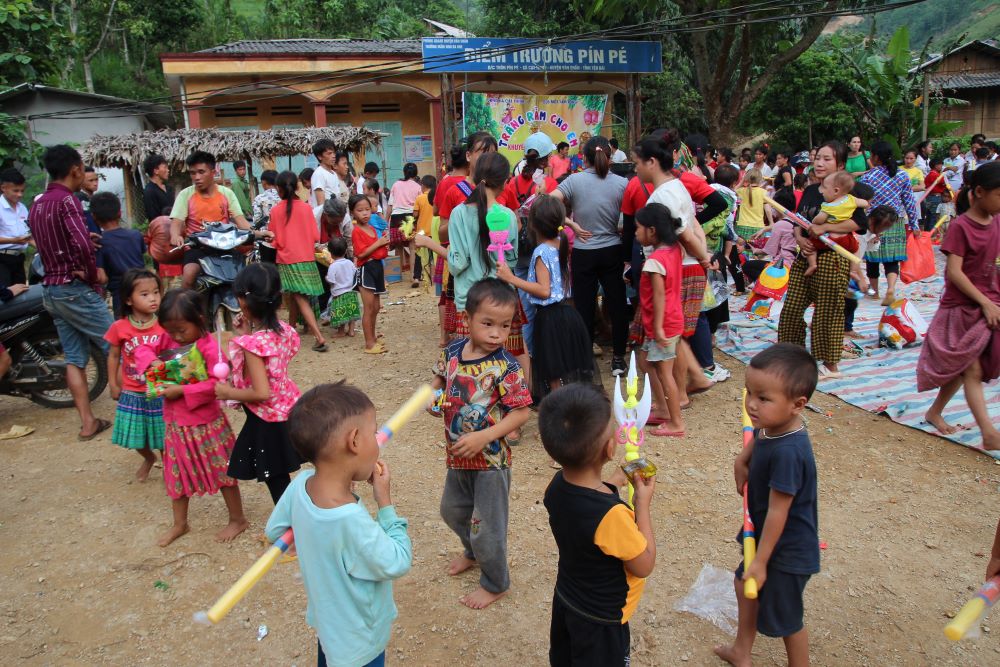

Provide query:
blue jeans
left=318, top=641, right=384, bottom=667
left=42, top=280, right=112, bottom=368
left=513, top=264, right=536, bottom=356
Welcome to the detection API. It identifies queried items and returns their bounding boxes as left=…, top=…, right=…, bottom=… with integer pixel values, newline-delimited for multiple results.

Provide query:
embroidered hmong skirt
left=162, top=415, right=238, bottom=500
left=112, top=390, right=164, bottom=450
left=278, top=261, right=324, bottom=296
left=328, top=290, right=362, bottom=327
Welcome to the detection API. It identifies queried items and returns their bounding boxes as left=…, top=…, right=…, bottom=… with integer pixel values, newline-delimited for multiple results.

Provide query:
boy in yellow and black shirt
left=540, top=384, right=657, bottom=667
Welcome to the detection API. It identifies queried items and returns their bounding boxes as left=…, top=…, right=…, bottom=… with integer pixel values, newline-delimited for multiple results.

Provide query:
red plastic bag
left=900, top=230, right=935, bottom=284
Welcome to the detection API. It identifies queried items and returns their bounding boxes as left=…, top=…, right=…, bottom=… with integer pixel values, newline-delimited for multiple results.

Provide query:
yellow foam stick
left=377, top=384, right=435, bottom=446
left=194, top=528, right=294, bottom=626
left=933, top=214, right=949, bottom=230
left=945, top=576, right=1000, bottom=640
left=195, top=386, right=434, bottom=626
left=740, top=390, right=758, bottom=600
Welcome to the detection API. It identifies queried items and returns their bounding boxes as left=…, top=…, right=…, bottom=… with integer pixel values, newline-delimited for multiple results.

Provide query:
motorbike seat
left=0, top=285, right=45, bottom=323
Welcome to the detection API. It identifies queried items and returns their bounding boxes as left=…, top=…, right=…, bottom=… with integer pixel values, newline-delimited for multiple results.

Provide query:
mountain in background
left=858, top=1, right=999, bottom=49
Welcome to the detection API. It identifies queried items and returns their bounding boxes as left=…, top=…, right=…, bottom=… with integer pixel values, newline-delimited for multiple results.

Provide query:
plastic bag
left=674, top=563, right=739, bottom=635
left=900, top=231, right=935, bottom=284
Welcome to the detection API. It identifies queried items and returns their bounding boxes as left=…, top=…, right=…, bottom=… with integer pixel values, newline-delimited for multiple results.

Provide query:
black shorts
left=549, top=592, right=630, bottom=667
left=359, top=260, right=386, bottom=295
left=736, top=562, right=810, bottom=638
left=182, top=246, right=210, bottom=266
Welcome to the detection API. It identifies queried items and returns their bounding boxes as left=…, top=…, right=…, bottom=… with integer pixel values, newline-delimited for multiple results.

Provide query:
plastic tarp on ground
left=718, top=250, right=1000, bottom=460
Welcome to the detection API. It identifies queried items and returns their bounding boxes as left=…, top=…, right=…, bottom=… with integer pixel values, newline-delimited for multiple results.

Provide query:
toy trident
left=486, top=204, right=513, bottom=266
left=613, top=351, right=653, bottom=507
left=194, top=384, right=434, bottom=626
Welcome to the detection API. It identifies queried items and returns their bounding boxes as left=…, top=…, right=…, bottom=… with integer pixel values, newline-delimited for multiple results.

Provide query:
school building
left=159, top=38, right=660, bottom=183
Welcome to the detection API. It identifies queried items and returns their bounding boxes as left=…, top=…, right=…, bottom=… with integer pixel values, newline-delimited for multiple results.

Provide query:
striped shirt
left=859, top=166, right=920, bottom=231
left=29, top=183, right=98, bottom=287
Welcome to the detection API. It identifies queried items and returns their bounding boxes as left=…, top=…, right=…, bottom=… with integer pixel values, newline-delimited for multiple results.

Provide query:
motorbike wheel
left=29, top=341, right=109, bottom=409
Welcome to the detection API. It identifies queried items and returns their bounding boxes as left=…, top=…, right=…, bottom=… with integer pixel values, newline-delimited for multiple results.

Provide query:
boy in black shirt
left=716, top=343, right=819, bottom=667
left=540, top=384, right=656, bottom=667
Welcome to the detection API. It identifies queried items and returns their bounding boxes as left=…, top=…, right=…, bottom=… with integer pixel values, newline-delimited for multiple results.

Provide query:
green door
left=365, top=121, right=403, bottom=187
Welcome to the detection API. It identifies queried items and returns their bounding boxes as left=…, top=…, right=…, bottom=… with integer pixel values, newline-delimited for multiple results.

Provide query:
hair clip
left=558, top=225, right=564, bottom=232
left=595, top=146, right=604, bottom=152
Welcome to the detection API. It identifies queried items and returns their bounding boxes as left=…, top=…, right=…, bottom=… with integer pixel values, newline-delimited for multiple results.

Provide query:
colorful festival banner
left=462, top=93, right=608, bottom=167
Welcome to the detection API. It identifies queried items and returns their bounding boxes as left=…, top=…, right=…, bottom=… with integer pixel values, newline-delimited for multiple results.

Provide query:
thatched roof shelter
left=82, top=126, right=382, bottom=169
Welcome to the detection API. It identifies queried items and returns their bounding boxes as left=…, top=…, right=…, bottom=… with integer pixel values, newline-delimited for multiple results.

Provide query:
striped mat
left=718, top=251, right=1000, bottom=459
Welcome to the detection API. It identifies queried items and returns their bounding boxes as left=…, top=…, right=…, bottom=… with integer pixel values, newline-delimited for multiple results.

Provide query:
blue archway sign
left=421, top=38, right=663, bottom=74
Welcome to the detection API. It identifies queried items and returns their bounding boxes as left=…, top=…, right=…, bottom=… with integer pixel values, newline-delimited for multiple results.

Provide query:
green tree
left=830, top=26, right=964, bottom=154
left=0, top=112, right=43, bottom=171
left=741, top=48, right=857, bottom=150
left=0, top=0, right=65, bottom=86
left=579, top=0, right=869, bottom=145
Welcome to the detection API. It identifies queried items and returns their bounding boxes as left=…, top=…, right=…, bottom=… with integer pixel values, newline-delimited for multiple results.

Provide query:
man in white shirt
left=0, top=168, right=32, bottom=284
left=609, top=138, right=628, bottom=163
left=310, top=139, right=351, bottom=208
left=749, top=145, right=777, bottom=180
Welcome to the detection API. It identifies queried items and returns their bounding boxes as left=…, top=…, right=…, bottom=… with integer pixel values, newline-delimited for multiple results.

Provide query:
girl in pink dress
left=215, top=263, right=302, bottom=504
left=918, top=163, right=1000, bottom=449
left=135, top=289, right=248, bottom=547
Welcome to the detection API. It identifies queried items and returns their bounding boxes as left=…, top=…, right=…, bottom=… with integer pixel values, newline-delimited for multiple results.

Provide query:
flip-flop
left=364, top=344, right=386, bottom=354
left=312, top=342, right=329, bottom=352
left=649, top=425, right=685, bottom=438
left=646, top=415, right=669, bottom=426
left=78, top=418, right=111, bottom=442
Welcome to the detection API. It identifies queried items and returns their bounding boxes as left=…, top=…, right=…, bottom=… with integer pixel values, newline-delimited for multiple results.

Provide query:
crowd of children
left=6, top=130, right=1000, bottom=666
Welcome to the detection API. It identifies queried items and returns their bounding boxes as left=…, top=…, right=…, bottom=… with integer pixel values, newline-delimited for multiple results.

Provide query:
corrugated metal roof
left=197, top=39, right=422, bottom=55
left=931, top=71, right=1000, bottom=90
left=912, top=39, right=1000, bottom=73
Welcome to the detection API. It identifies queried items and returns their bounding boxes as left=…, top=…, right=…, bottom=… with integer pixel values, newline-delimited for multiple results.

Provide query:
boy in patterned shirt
left=431, top=278, right=532, bottom=609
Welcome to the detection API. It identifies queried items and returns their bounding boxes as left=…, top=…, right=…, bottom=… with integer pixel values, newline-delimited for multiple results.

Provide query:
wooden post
left=921, top=72, right=930, bottom=142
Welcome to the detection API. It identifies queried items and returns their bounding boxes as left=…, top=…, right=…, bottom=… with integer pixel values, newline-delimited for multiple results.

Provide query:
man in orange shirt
left=169, top=151, right=256, bottom=289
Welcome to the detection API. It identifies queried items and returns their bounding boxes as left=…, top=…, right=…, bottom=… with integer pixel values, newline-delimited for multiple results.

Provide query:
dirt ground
left=2, top=282, right=1000, bottom=667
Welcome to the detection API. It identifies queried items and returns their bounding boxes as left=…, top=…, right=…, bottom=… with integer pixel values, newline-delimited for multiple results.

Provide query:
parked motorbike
left=0, top=285, right=108, bottom=408
left=186, top=222, right=254, bottom=331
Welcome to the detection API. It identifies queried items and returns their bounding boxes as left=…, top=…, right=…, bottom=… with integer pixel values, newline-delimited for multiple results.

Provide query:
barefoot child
left=635, top=203, right=686, bottom=437
left=496, top=195, right=593, bottom=397
left=431, top=279, right=532, bottom=608
left=104, top=268, right=165, bottom=481
left=215, top=263, right=302, bottom=504
left=325, top=237, right=361, bottom=338
left=135, top=289, right=248, bottom=546
left=716, top=343, right=819, bottom=667
left=918, top=162, right=1000, bottom=448
left=540, top=384, right=657, bottom=667
left=350, top=194, right=390, bottom=354
left=803, top=171, right=868, bottom=277
left=266, top=382, right=412, bottom=667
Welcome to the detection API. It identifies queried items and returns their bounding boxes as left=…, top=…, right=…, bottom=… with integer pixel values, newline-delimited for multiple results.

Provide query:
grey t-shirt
left=557, top=168, right=628, bottom=250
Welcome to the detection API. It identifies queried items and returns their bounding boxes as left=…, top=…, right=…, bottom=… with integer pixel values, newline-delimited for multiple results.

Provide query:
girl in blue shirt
left=497, top=195, right=593, bottom=398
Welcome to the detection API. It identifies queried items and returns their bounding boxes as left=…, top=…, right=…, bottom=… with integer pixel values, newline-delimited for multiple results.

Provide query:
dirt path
left=2, top=284, right=999, bottom=666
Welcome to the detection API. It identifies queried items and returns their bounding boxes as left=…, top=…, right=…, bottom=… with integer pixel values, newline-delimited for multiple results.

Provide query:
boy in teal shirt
left=266, top=382, right=412, bottom=667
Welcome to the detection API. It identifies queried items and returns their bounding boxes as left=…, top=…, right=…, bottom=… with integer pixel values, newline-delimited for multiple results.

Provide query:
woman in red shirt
left=269, top=171, right=327, bottom=352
